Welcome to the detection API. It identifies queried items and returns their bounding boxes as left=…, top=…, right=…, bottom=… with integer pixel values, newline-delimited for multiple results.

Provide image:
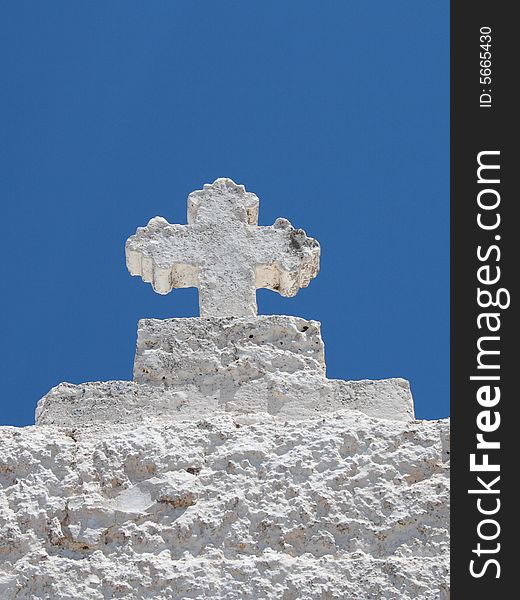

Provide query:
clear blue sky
left=0, top=1, right=449, bottom=425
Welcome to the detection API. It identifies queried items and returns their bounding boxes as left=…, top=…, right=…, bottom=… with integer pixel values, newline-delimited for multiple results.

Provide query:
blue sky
left=0, top=1, right=449, bottom=425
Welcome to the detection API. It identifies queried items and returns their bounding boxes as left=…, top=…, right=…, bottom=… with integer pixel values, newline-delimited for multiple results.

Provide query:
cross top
left=126, top=178, right=320, bottom=318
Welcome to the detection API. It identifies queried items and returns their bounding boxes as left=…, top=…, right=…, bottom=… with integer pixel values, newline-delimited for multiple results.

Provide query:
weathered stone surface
left=0, top=411, right=449, bottom=599
left=125, top=178, right=320, bottom=318
left=35, top=376, right=414, bottom=426
left=36, top=315, right=414, bottom=426
left=134, top=315, right=326, bottom=385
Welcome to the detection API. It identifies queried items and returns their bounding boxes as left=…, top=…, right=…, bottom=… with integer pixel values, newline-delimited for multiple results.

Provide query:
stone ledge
left=35, top=376, right=414, bottom=426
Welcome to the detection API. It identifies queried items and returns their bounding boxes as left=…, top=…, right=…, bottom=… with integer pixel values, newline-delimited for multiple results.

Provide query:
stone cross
left=126, top=178, right=320, bottom=318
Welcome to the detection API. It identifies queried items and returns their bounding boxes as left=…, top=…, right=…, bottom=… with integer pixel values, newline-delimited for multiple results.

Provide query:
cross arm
left=126, top=217, right=198, bottom=294
left=254, top=218, right=320, bottom=297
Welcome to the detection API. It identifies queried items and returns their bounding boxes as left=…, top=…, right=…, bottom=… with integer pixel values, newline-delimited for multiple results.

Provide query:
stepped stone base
left=36, top=316, right=415, bottom=426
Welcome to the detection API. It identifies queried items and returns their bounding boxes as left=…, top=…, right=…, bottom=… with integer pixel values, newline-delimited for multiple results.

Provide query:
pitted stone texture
left=35, top=377, right=414, bottom=427
left=35, top=382, right=190, bottom=427
left=125, top=178, right=320, bottom=318
left=0, top=412, right=450, bottom=599
left=134, top=316, right=326, bottom=387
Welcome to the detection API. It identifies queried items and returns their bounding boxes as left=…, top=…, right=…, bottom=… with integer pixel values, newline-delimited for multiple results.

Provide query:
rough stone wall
left=0, top=410, right=449, bottom=599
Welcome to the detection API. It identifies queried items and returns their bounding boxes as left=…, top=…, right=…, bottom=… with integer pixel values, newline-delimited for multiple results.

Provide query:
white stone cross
left=126, top=178, right=320, bottom=318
